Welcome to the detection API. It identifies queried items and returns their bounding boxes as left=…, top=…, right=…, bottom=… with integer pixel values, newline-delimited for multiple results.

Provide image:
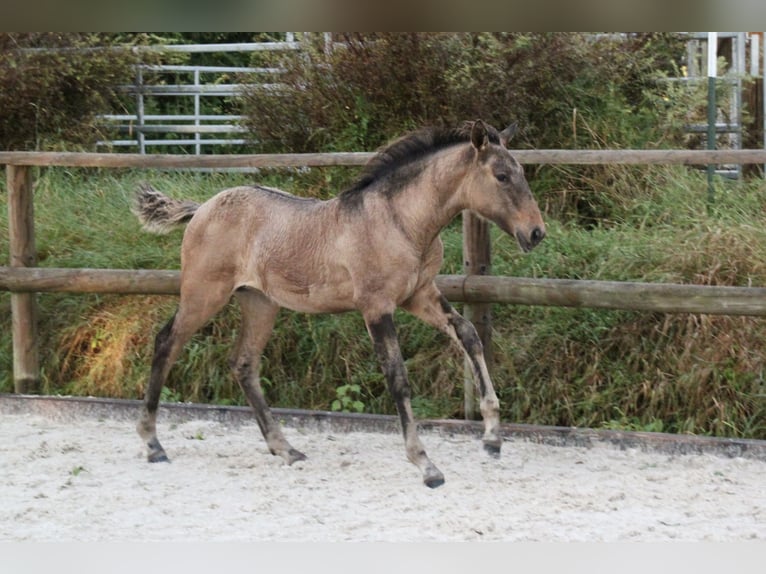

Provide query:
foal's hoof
left=423, top=469, right=445, bottom=489
left=286, top=449, right=307, bottom=465
left=483, top=440, right=502, bottom=459
left=424, top=474, right=445, bottom=489
left=145, top=437, right=169, bottom=463
left=148, top=451, right=170, bottom=463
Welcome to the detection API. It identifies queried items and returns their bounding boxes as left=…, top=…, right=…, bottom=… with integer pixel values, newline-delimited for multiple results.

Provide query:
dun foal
left=133, top=120, right=545, bottom=487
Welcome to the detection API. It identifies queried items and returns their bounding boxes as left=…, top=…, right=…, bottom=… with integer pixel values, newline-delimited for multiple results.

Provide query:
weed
left=160, top=386, right=182, bottom=403
left=70, top=465, right=86, bottom=477
left=331, top=384, right=365, bottom=414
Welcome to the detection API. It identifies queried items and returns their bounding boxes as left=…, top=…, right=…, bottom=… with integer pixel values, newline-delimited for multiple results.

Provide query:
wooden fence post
left=461, top=210, right=493, bottom=420
left=7, top=165, right=39, bottom=393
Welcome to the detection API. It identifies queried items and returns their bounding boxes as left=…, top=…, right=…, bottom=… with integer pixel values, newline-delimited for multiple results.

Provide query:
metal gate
left=96, top=35, right=303, bottom=154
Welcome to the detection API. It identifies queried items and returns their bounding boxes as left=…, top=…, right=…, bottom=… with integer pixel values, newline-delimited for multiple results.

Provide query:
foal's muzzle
left=516, top=226, right=546, bottom=252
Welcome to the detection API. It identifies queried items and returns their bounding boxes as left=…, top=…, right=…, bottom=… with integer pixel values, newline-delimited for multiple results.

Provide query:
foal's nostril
left=530, top=226, right=545, bottom=245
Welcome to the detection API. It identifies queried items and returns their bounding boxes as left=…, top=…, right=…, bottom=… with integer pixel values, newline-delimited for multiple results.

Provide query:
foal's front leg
left=445, top=303, right=502, bottom=456
left=403, top=284, right=503, bottom=457
left=365, top=313, right=445, bottom=488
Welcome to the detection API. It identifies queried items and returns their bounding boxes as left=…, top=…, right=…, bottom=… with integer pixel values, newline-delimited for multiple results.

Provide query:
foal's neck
left=390, top=145, right=473, bottom=249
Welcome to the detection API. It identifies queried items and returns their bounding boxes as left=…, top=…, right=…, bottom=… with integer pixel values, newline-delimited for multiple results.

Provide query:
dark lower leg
left=233, top=358, right=306, bottom=464
left=137, top=316, right=177, bottom=462
left=137, top=280, right=232, bottom=463
left=368, top=313, right=444, bottom=488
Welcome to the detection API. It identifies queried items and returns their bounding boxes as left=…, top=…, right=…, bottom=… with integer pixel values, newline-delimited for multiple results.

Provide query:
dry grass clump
left=492, top=308, right=765, bottom=437
left=55, top=296, right=174, bottom=399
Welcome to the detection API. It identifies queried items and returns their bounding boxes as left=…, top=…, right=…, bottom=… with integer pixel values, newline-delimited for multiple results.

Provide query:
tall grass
left=1, top=165, right=765, bottom=439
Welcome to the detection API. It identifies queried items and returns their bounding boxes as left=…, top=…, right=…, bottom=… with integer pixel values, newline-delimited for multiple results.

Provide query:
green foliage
left=331, top=384, right=365, bottom=413
left=70, top=465, right=86, bottom=477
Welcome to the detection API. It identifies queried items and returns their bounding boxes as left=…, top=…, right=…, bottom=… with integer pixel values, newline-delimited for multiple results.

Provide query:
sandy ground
left=1, top=412, right=765, bottom=542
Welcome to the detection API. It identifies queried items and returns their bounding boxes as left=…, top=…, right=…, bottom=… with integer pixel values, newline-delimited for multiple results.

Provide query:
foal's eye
left=495, top=173, right=509, bottom=183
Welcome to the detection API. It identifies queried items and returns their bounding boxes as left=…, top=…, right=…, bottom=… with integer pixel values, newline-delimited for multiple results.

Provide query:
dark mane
left=339, top=122, right=501, bottom=206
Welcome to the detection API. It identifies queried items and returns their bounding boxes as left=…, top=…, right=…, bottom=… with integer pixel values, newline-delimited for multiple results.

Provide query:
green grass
left=1, top=165, right=765, bottom=439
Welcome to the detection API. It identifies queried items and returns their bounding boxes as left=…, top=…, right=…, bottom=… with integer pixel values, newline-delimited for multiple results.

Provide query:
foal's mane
left=339, top=122, right=501, bottom=205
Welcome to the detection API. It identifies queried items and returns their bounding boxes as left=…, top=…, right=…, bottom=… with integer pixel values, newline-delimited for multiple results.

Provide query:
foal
left=133, top=120, right=545, bottom=487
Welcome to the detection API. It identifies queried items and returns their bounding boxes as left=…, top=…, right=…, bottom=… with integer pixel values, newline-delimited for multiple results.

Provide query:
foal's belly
left=249, top=268, right=358, bottom=314
left=270, top=285, right=358, bottom=314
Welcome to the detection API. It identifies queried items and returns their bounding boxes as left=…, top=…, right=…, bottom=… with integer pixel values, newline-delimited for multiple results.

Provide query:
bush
left=0, top=33, right=147, bottom=150
left=240, top=33, right=686, bottom=153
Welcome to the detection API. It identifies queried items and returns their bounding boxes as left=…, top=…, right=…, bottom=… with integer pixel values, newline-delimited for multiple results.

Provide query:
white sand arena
left=1, top=405, right=764, bottom=542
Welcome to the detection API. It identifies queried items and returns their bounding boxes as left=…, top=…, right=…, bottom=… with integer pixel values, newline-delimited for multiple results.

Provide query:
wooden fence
left=4, top=149, right=766, bottom=417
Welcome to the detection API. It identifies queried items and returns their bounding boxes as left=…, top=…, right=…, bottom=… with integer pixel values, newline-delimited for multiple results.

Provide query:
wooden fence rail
left=5, top=148, right=766, bottom=412
left=4, top=267, right=766, bottom=316
left=3, top=148, right=766, bottom=168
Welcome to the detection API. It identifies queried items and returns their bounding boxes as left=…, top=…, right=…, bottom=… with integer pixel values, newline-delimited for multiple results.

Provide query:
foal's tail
left=132, top=183, right=200, bottom=234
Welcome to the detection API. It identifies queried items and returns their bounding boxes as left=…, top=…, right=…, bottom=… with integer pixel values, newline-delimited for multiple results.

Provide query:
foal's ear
left=470, top=120, right=489, bottom=151
left=499, top=122, right=518, bottom=148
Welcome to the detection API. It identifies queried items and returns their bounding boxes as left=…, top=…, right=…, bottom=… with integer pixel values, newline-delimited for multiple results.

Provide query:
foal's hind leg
left=137, top=283, right=231, bottom=462
left=231, top=289, right=306, bottom=465
left=403, top=283, right=503, bottom=457
left=364, top=309, right=445, bottom=488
